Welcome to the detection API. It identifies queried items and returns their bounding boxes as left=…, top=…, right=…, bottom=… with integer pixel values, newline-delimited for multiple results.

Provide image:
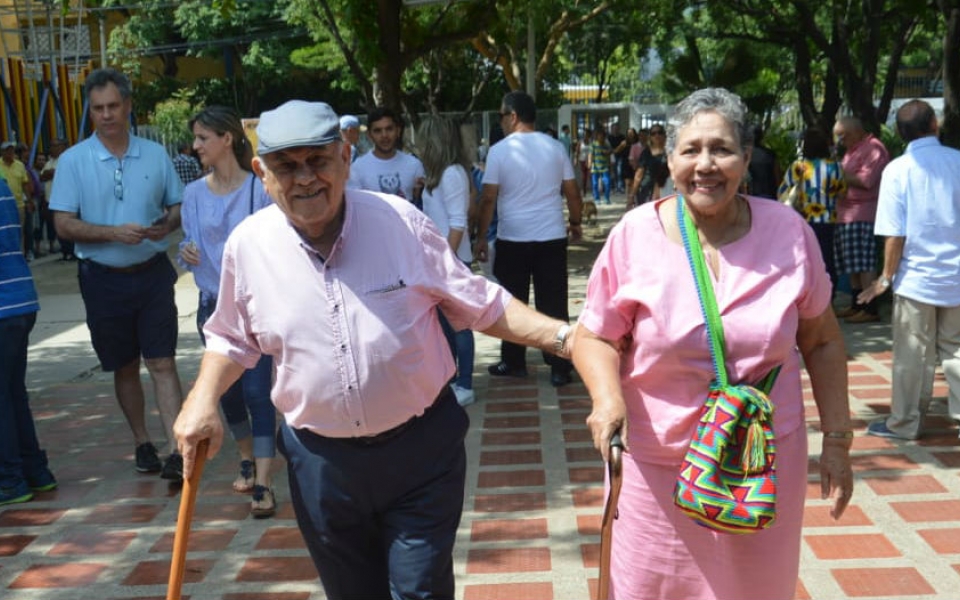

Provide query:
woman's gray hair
left=665, top=88, right=753, bottom=154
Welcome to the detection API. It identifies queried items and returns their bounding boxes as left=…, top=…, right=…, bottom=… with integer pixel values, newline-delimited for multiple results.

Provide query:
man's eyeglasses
left=114, top=166, right=123, bottom=201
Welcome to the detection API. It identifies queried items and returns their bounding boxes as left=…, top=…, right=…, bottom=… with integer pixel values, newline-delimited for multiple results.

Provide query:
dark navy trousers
left=0, top=312, right=46, bottom=488
left=278, top=389, right=468, bottom=600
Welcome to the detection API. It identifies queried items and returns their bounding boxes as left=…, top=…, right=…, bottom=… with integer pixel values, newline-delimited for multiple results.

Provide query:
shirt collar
left=905, top=136, right=939, bottom=153
left=289, top=193, right=351, bottom=261
left=91, top=132, right=142, bottom=163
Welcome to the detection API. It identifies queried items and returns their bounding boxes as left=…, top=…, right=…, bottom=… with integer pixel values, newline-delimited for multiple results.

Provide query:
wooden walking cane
left=598, top=431, right=624, bottom=600
left=166, top=438, right=209, bottom=600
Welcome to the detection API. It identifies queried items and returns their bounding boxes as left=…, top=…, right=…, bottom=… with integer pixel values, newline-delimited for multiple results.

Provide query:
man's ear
left=251, top=156, right=266, bottom=179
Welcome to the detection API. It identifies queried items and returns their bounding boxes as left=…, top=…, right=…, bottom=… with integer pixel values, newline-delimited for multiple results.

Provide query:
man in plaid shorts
left=832, top=116, right=890, bottom=323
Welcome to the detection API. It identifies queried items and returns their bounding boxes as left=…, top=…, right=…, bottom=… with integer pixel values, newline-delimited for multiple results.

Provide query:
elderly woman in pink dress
left=572, top=87, right=854, bottom=600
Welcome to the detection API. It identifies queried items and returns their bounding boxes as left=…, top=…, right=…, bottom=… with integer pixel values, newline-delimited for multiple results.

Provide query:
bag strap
left=247, top=173, right=256, bottom=215
left=677, top=196, right=781, bottom=393
left=677, top=195, right=729, bottom=387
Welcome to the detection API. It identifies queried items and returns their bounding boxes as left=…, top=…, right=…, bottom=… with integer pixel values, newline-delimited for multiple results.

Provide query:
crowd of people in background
left=567, top=121, right=674, bottom=211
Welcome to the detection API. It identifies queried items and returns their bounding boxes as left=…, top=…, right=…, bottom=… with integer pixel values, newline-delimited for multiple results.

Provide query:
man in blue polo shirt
left=50, top=68, right=186, bottom=481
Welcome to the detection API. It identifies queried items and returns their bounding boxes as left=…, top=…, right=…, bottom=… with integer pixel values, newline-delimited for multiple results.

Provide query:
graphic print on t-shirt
left=378, top=172, right=405, bottom=199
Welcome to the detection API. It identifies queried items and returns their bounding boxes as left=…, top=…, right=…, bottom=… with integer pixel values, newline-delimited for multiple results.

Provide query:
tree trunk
left=940, top=1, right=960, bottom=149
left=375, top=0, right=404, bottom=111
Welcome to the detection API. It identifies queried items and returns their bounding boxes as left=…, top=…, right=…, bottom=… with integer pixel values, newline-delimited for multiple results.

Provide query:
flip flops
left=251, top=484, right=276, bottom=518
left=233, top=460, right=256, bottom=493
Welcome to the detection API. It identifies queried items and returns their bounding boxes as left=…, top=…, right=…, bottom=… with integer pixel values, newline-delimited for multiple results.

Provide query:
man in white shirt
left=476, top=91, right=584, bottom=387
left=860, top=99, right=960, bottom=440
left=347, top=106, right=424, bottom=207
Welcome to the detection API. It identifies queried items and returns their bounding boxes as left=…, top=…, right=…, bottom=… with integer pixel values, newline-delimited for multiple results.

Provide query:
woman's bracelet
left=823, top=431, right=854, bottom=439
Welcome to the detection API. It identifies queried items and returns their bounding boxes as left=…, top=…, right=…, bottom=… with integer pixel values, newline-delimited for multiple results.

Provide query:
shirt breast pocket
left=363, top=282, right=415, bottom=324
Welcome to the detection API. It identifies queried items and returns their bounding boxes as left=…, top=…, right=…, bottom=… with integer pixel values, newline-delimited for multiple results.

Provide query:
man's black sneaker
left=135, top=442, right=162, bottom=473
left=0, top=481, right=33, bottom=506
left=487, top=362, right=528, bottom=378
left=160, top=453, right=184, bottom=482
left=27, top=468, right=58, bottom=492
left=550, top=368, right=573, bottom=387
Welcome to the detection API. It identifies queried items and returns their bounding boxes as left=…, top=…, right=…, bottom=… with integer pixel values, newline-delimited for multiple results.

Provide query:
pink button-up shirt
left=578, top=196, right=831, bottom=464
left=838, top=133, right=889, bottom=223
left=204, top=189, right=511, bottom=437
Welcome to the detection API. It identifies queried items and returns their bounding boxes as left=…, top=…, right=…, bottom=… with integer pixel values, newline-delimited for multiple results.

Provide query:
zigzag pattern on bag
left=674, top=383, right=777, bottom=534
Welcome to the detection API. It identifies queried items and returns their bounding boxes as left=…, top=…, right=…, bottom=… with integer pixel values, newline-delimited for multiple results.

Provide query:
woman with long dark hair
left=178, top=106, right=277, bottom=517
left=629, top=124, right=668, bottom=208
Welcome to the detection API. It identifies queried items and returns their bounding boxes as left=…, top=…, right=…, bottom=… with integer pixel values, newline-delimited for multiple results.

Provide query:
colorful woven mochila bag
left=672, top=196, right=781, bottom=534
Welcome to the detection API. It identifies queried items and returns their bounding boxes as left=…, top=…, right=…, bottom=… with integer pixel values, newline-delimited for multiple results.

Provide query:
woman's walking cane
left=598, top=432, right=624, bottom=600
left=166, top=438, right=209, bottom=600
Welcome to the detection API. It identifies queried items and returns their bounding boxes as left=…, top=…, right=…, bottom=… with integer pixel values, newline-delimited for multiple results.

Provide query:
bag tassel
left=739, top=388, right=773, bottom=474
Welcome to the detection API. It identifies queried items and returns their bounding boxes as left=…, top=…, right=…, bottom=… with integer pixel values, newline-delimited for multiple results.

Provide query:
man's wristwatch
left=879, top=275, right=891, bottom=290
left=554, top=324, right=572, bottom=354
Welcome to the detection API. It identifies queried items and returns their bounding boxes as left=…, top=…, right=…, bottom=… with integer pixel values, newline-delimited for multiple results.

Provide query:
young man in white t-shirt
left=347, top=106, right=425, bottom=207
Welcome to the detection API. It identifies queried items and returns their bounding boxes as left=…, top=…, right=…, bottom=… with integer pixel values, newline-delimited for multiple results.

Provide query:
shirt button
left=355, top=421, right=361, bottom=427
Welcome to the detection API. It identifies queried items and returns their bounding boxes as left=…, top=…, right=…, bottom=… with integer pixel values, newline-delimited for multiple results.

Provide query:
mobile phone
left=151, top=213, right=168, bottom=226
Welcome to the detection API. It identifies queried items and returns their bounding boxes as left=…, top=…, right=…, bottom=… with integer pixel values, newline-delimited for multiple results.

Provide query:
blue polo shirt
left=0, top=179, right=39, bottom=320
left=49, top=133, right=183, bottom=267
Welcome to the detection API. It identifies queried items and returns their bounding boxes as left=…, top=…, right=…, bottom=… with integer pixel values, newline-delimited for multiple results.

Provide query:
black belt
left=342, top=387, right=455, bottom=446
left=82, top=252, right=165, bottom=274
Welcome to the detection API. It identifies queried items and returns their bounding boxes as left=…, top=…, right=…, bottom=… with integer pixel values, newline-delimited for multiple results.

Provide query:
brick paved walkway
left=2, top=202, right=959, bottom=599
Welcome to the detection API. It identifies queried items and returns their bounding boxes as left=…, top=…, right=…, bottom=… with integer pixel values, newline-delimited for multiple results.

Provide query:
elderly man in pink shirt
left=173, top=100, right=574, bottom=600
left=832, top=116, right=890, bottom=323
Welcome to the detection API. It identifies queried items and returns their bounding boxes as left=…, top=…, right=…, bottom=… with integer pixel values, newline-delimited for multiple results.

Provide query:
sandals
left=251, top=484, right=276, bottom=518
left=234, top=459, right=276, bottom=517
left=233, top=460, right=256, bottom=493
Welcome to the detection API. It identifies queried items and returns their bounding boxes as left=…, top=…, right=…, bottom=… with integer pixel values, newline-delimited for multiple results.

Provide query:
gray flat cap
left=256, top=100, right=341, bottom=155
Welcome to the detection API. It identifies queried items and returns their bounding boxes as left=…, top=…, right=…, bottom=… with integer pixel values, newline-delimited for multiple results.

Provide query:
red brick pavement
left=2, top=348, right=959, bottom=599
left=3, top=325, right=960, bottom=598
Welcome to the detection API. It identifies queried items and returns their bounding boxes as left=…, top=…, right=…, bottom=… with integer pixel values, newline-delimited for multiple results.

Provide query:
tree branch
left=314, top=0, right=374, bottom=105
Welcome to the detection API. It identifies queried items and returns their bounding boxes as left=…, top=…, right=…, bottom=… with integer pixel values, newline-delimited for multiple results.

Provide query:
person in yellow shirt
left=0, top=141, right=34, bottom=258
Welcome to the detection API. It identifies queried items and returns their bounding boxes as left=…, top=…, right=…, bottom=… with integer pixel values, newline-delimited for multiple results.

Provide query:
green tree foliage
left=561, top=10, right=633, bottom=103
left=100, top=0, right=322, bottom=116
left=689, top=0, right=935, bottom=135
left=474, top=0, right=672, bottom=98
left=279, top=0, right=499, bottom=114
left=173, top=0, right=313, bottom=114
left=656, top=29, right=791, bottom=124
left=102, top=0, right=182, bottom=79
left=81, top=0, right=959, bottom=151
left=149, top=88, right=198, bottom=146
